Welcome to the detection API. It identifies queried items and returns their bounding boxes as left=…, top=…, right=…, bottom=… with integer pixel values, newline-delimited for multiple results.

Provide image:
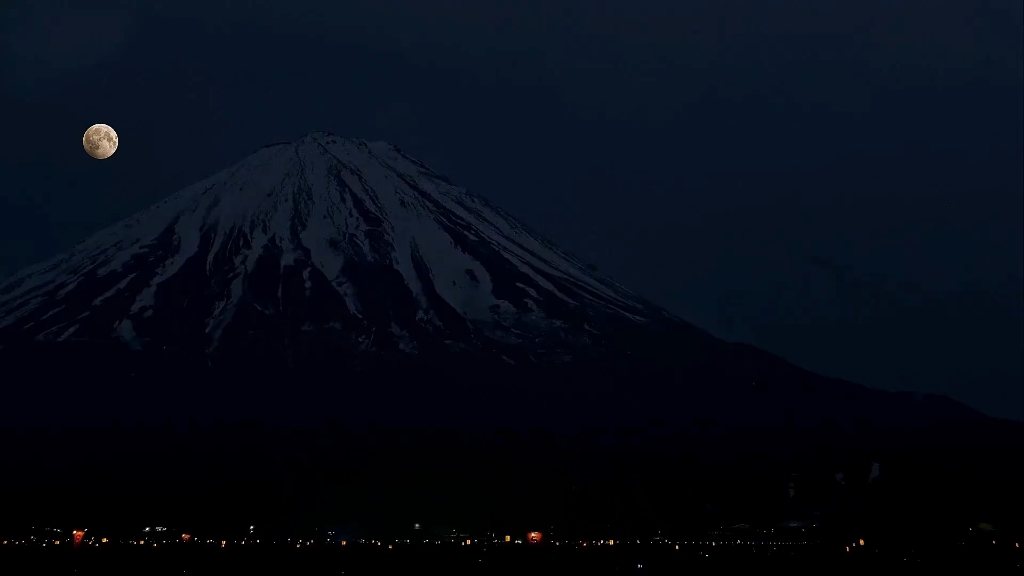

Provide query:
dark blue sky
left=2, top=0, right=1021, bottom=419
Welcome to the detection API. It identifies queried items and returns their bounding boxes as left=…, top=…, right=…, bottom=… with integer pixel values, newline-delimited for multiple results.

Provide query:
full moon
left=83, top=124, right=118, bottom=159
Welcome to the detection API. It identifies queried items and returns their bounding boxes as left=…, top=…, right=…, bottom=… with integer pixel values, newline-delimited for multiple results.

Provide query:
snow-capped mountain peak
left=0, top=132, right=661, bottom=362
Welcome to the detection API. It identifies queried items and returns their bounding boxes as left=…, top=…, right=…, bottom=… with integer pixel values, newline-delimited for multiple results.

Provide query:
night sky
left=2, top=1, right=1021, bottom=419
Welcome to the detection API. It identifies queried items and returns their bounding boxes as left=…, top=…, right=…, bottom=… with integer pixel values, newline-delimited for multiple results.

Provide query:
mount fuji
left=1, top=132, right=1020, bottom=530
left=0, top=132, right=1002, bottom=430
left=0, top=132, right=671, bottom=365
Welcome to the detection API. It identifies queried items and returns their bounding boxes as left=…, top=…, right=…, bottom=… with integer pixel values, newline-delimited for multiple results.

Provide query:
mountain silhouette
left=0, top=133, right=1018, bottom=532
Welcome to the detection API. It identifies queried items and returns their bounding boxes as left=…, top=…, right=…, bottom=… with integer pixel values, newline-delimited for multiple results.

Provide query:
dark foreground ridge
left=3, top=418, right=1019, bottom=531
left=0, top=328, right=997, bottom=427
left=1, top=340, right=1021, bottom=537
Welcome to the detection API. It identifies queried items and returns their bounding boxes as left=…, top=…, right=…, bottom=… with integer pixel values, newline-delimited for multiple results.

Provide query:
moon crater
left=83, top=124, right=118, bottom=159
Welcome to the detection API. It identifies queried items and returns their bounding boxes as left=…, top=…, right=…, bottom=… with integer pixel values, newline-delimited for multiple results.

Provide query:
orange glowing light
left=505, top=535, right=511, bottom=542
left=341, top=540, right=347, bottom=546
left=859, top=539, right=864, bottom=546
left=73, top=531, right=85, bottom=547
left=221, top=541, right=226, bottom=548
left=527, top=532, right=543, bottom=544
left=181, top=534, right=191, bottom=542
left=466, top=539, right=471, bottom=545
left=609, top=540, right=614, bottom=546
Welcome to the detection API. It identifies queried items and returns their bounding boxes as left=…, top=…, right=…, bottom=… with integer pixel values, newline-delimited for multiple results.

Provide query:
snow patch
left=57, top=324, right=79, bottom=341
left=56, top=280, right=80, bottom=297
left=115, top=319, right=143, bottom=350
left=40, top=306, right=65, bottom=320
left=93, top=273, right=137, bottom=305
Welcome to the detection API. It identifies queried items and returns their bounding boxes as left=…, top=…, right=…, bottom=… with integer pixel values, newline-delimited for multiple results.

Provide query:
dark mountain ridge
left=0, top=133, right=1019, bottom=535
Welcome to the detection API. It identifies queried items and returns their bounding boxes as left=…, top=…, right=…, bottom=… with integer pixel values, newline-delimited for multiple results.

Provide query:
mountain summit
left=0, top=133, right=671, bottom=365
left=0, top=132, right=1000, bottom=431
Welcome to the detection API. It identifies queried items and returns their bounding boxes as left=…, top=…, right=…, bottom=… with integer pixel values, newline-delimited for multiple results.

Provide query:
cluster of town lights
left=2, top=529, right=1019, bottom=553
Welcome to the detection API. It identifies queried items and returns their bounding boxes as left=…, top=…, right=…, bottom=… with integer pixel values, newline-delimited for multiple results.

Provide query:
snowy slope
left=0, top=132, right=670, bottom=363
